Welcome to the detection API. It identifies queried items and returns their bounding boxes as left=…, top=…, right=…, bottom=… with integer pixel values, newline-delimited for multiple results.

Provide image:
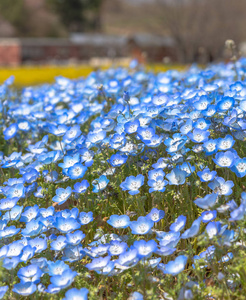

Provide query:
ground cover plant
left=0, top=59, right=246, bottom=299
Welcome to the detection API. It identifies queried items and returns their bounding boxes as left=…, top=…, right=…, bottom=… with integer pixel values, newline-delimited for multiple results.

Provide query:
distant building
left=0, top=34, right=176, bottom=66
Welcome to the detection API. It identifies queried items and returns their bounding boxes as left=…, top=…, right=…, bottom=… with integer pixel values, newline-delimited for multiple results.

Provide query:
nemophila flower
left=87, top=130, right=106, bottom=145
left=152, top=157, right=168, bottom=169
left=180, top=162, right=195, bottom=177
left=170, top=215, right=186, bottom=232
left=148, top=168, right=165, bottom=181
left=50, top=269, right=77, bottom=289
left=181, top=217, right=202, bottom=239
left=124, top=119, right=140, bottom=134
left=217, top=135, right=235, bottom=150
left=47, top=124, right=68, bottom=136
left=22, top=220, right=43, bottom=237
left=73, top=180, right=89, bottom=194
left=213, top=150, right=235, bottom=168
left=78, top=211, right=93, bottom=225
left=146, top=208, right=165, bottom=222
left=130, top=216, right=154, bottom=235
left=145, top=135, right=163, bottom=148
left=58, top=153, right=80, bottom=170
left=194, top=193, right=218, bottom=209
left=5, top=183, right=25, bottom=198
left=3, top=123, right=18, bottom=140
left=194, top=118, right=211, bottom=131
left=2, top=205, right=23, bottom=221
left=54, top=217, right=80, bottom=234
left=163, top=255, right=187, bottom=276
left=120, top=174, right=144, bottom=195
left=67, top=163, right=87, bottom=180
left=0, top=286, right=8, bottom=299
left=137, top=127, right=155, bottom=142
left=0, top=197, right=19, bottom=211
left=89, top=244, right=110, bottom=257
left=157, top=231, right=180, bottom=248
left=206, top=221, right=222, bottom=239
left=92, top=175, right=109, bottom=193
left=166, top=167, right=186, bottom=185
left=108, top=153, right=128, bottom=167
left=203, top=139, right=218, bottom=155
left=50, top=236, right=67, bottom=251
left=201, top=210, right=217, bottom=223
left=52, top=187, right=72, bottom=205
left=63, top=288, right=89, bottom=300
left=63, top=125, right=81, bottom=143
left=217, top=96, right=234, bottom=111
left=48, top=261, right=70, bottom=276
left=188, top=128, right=210, bottom=143
left=116, top=248, right=139, bottom=268
left=231, top=158, right=246, bottom=177
left=107, top=214, right=130, bottom=229
left=128, top=292, right=143, bottom=300
left=20, top=204, right=39, bottom=222
left=148, top=176, right=168, bottom=193
left=3, top=256, right=20, bottom=270
left=208, top=177, right=234, bottom=196
left=108, top=241, right=128, bottom=256
left=229, top=203, right=246, bottom=221
left=133, top=240, right=157, bottom=259
left=66, top=230, right=85, bottom=246
left=12, top=282, right=36, bottom=296
left=19, top=245, right=35, bottom=262
left=0, top=225, right=20, bottom=238
left=197, top=168, right=217, bottom=182
left=39, top=206, right=54, bottom=218
left=17, top=264, right=42, bottom=284
left=29, top=237, right=47, bottom=254
left=86, top=256, right=111, bottom=271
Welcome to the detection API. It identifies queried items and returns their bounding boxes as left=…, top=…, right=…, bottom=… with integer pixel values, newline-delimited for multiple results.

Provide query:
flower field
left=0, top=60, right=246, bottom=299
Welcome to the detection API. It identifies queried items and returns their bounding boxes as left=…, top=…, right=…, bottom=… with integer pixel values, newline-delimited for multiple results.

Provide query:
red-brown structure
left=0, top=34, right=176, bottom=66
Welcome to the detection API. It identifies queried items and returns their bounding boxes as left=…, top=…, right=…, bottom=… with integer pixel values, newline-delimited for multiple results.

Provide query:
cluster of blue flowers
left=0, top=59, right=246, bottom=299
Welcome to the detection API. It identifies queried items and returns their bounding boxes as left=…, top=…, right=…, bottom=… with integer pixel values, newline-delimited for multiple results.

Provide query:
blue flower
left=201, top=210, right=217, bottom=223
left=107, top=214, right=130, bottom=229
left=52, top=187, right=72, bottom=205
left=208, top=177, right=234, bottom=196
left=54, top=217, right=80, bottom=233
left=120, top=174, right=144, bottom=195
left=67, top=163, right=87, bottom=180
left=73, top=180, right=89, bottom=193
left=213, top=150, right=235, bottom=168
left=146, top=208, right=165, bottom=222
left=194, top=193, right=218, bottom=209
left=197, top=168, right=217, bottom=182
left=3, top=123, right=18, bottom=140
left=130, top=216, right=154, bottom=235
left=133, top=240, right=157, bottom=259
left=50, top=269, right=77, bottom=289
left=166, top=167, right=186, bottom=185
left=63, top=288, right=89, bottom=300
left=170, top=215, right=186, bottom=232
left=92, top=175, right=109, bottom=193
left=108, top=153, right=128, bottom=167
left=78, top=211, right=93, bottom=225
left=86, top=256, right=111, bottom=271
left=163, top=255, right=187, bottom=276
left=50, top=236, right=67, bottom=251
left=12, top=282, right=36, bottom=296
left=17, top=264, right=42, bottom=284
left=181, top=217, right=202, bottom=239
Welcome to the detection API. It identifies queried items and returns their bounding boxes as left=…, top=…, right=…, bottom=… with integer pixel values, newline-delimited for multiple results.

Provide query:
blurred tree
left=158, top=0, right=246, bottom=63
left=0, top=0, right=30, bottom=36
left=46, top=0, right=105, bottom=32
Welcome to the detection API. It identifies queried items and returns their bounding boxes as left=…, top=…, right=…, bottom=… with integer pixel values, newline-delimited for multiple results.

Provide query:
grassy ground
left=0, top=64, right=186, bottom=87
